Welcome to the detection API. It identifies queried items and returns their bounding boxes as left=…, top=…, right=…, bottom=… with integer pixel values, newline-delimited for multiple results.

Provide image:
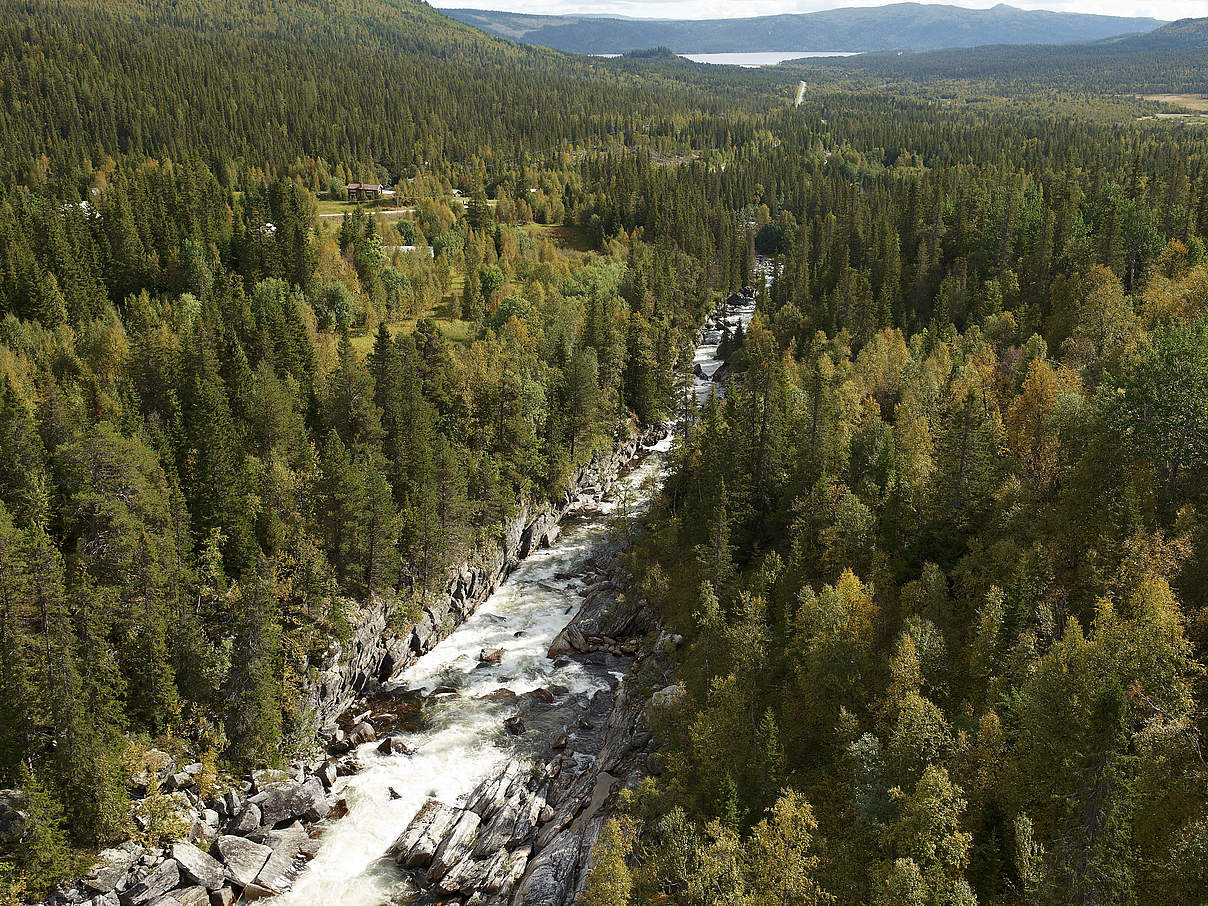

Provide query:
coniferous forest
left=3, top=0, right=1208, bottom=904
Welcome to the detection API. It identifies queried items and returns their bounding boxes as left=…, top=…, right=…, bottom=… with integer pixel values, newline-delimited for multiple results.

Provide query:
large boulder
left=249, top=778, right=329, bottom=827
left=389, top=799, right=460, bottom=869
left=213, top=835, right=273, bottom=889
left=650, top=684, right=686, bottom=709
left=0, top=789, right=27, bottom=844
left=221, top=791, right=242, bottom=818
left=347, top=721, right=377, bottom=745
left=84, top=844, right=143, bottom=894
left=170, top=842, right=225, bottom=891
left=314, top=761, right=338, bottom=790
left=504, top=716, right=526, bottom=736
left=511, top=827, right=582, bottom=906
left=227, top=802, right=262, bottom=836
left=546, top=625, right=586, bottom=658
left=119, top=859, right=180, bottom=906
left=252, top=846, right=299, bottom=895
left=376, top=736, right=415, bottom=757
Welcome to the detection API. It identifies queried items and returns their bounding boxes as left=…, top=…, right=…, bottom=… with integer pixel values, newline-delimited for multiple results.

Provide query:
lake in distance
left=597, top=51, right=861, bottom=67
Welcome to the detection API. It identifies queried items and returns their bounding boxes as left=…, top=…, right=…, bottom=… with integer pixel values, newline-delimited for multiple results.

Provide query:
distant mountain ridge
left=1106, top=15, right=1208, bottom=49
left=779, top=15, right=1208, bottom=93
left=441, top=3, right=1164, bottom=54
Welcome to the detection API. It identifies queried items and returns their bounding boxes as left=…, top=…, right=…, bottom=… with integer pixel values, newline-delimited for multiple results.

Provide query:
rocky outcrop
left=383, top=539, right=680, bottom=906
left=302, top=426, right=666, bottom=730
left=0, top=790, right=28, bottom=845
left=47, top=767, right=344, bottom=906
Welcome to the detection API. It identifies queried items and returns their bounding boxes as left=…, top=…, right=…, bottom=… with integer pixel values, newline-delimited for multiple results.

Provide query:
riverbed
left=274, top=297, right=757, bottom=905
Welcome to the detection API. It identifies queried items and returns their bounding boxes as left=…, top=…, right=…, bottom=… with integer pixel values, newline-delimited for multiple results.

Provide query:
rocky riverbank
left=302, top=424, right=668, bottom=731
left=382, top=537, right=682, bottom=905
left=35, top=426, right=667, bottom=906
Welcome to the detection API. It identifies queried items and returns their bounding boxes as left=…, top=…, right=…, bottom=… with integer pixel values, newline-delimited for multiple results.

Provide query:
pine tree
left=225, top=558, right=283, bottom=767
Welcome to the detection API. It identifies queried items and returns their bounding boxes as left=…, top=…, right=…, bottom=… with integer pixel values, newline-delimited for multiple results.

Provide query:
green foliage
left=3, top=0, right=1208, bottom=899
left=11, top=770, right=75, bottom=897
left=582, top=817, right=638, bottom=906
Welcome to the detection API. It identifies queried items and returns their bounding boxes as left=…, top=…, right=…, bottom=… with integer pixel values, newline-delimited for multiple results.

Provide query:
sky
left=437, top=0, right=1205, bottom=22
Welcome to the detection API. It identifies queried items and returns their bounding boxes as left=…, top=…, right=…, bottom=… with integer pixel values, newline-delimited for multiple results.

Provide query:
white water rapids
left=275, top=297, right=757, bottom=906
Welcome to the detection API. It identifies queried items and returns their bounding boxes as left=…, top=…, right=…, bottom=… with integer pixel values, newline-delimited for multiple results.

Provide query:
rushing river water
left=274, top=297, right=757, bottom=906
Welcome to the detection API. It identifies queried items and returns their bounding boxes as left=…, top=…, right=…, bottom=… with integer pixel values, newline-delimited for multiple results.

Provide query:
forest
left=2, top=0, right=1208, bottom=903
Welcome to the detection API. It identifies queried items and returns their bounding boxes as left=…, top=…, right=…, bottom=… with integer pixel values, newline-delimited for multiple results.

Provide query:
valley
left=2, top=3, right=1208, bottom=906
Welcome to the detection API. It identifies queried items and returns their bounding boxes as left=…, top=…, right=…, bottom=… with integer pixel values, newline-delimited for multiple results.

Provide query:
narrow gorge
left=55, top=295, right=757, bottom=906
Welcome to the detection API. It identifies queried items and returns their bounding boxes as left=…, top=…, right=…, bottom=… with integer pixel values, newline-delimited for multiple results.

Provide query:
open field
left=316, top=199, right=417, bottom=222
left=346, top=312, right=473, bottom=354
left=1143, top=93, right=1208, bottom=111
left=521, top=222, right=595, bottom=253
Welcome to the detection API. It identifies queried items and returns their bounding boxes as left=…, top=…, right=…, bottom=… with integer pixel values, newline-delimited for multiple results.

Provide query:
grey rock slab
left=172, top=888, right=210, bottom=906
left=213, top=835, right=272, bottom=889
left=249, top=778, right=329, bottom=827
left=492, top=845, right=531, bottom=896
left=119, top=859, right=180, bottom=906
left=434, top=851, right=489, bottom=895
left=511, top=828, right=581, bottom=906
left=390, top=799, right=460, bottom=868
left=84, top=846, right=143, bottom=894
left=428, top=809, right=481, bottom=882
left=226, top=801, right=261, bottom=836
left=314, top=761, right=338, bottom=789
left=265, top=823, right=308, bottom=858
left=252, top=847, right=298, bottom=895
left=221, top=791, right=241, bottom=818
left=473, top=791, right=526, bottom=858
left=170, top=843, right=224, bottom=890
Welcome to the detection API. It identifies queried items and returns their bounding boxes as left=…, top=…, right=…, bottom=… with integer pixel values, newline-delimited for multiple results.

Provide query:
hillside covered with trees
left=788, top=15, right=1208, bottom=93
left=2, top=0, right=1208, bottom=904
left=442, top=4, right=1162, bottom=55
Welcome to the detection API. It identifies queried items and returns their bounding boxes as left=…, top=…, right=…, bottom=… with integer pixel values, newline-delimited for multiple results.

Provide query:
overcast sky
left=438, top=0, right=1203, bottom=22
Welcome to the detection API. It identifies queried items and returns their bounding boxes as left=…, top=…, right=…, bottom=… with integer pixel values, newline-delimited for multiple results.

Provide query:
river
left=273, top=296, right=757, bottom=906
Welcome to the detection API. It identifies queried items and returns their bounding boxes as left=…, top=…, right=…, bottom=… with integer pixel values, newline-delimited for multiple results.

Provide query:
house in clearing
left=346, top=182, right=396, bottom=201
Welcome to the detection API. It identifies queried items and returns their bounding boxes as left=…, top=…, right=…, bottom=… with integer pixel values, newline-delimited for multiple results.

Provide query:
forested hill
left=1110, top=14, right=1208, bottom=49
left=0, top=0, right=775, bottom=189
left=441, top=3, right=1162, bottom=54
left=788, top=16, right=1208, bottom=91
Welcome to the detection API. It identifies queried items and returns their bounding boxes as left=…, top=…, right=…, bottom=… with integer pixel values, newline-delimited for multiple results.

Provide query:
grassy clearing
left=1143, top=93, right=1208, bottom=112
left=522, top=222, right=595, bottom=253
left=348, top=305, right=473, bottom=355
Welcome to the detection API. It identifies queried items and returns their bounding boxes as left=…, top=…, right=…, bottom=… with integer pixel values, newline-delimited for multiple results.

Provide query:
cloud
left=437, top=0, right=1205, bottom=21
